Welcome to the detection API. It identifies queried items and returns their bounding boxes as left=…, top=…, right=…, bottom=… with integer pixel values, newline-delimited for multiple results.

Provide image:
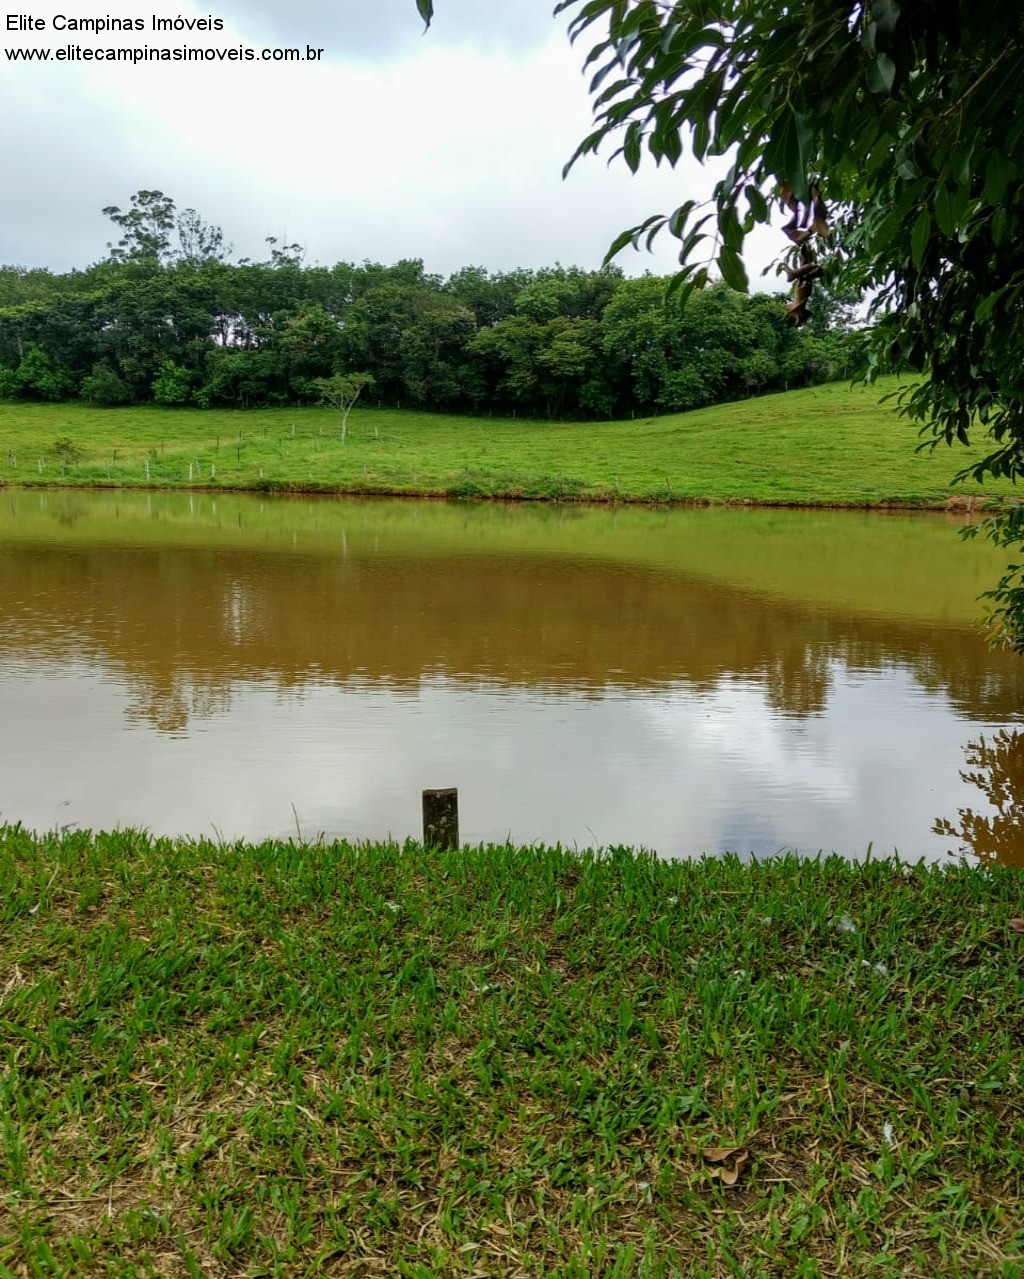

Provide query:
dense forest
left=0, top=191, right=860, bottom=420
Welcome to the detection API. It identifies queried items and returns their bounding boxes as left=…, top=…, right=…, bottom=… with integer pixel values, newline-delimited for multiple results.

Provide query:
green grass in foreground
left=0, top=378, right=1017, bottom=506
left=1, top=828, right=1022, bottom=1278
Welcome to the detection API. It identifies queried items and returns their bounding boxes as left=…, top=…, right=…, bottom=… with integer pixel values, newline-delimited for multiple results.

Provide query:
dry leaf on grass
left=1008, top=918, right=1024, bottom=934
left=702, top=1146, right=750, bottom=1186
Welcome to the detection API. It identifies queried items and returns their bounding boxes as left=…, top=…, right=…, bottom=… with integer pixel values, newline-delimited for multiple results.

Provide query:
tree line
left=0, top=190, right=859, bottom=420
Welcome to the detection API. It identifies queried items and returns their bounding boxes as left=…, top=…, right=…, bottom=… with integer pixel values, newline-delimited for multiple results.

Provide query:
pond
left=1, top=489, right=1021, bottom=865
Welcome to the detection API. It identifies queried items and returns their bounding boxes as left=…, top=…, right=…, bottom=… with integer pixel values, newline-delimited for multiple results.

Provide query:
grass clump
left=1, top=826, right=1022, bottom=1277
left=48, top=436, right=84, bottom=466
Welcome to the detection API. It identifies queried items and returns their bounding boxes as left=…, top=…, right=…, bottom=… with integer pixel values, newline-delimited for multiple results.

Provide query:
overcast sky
left=2, top=0, right=782, bottom=282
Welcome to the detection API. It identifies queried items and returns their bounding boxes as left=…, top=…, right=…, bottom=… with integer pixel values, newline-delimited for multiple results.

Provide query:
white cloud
left=1, top=0, right=782, bottom=282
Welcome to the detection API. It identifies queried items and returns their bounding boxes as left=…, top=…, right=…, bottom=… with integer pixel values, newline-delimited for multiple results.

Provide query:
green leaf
left=717, top=246, right=749, bottom=292
left=665, top=262, right=698, bottom=302
left=910, top=209, right=932, bottom=269
left=984, top=152, right=1015, bottom=205
left=975, top=287, right=1008, bottom=324
left=764, top=107, right=811, bottom=199
left=637, top=214, right=668, bottom=251
left=865, top=53, right=896, bottom=94
left=720, top=205, right=744, bottom=253
left=668, top=200, right=696, bottom=237
left=657, top=123, right=683, bottom=165
left=590, top=55, right=623, bottom=96
left=602, top=226, right=640, bottom=265
left=693, top=113, right=711, bottom=159
left=562, top=127, right=607, bottom=177
left=992, top=206, right=1008, bottom=246
left=558, top=0, right=610, bottom=41
left=415, top=0, right=433, bottom=27
left=873, top=0, right=901, bottom=34
left=666, top=278, right=696, bottom=309
left=952, top=141, right=976, bottom=188
left=678, top=234, right=707, bottom=263
left=623, top=121, right=643, bottom=173
left=934, top=185, right=956, bottom=237
left=745, top=186, right=769, bottom=222
left=679, top=213, right=714, bottom=260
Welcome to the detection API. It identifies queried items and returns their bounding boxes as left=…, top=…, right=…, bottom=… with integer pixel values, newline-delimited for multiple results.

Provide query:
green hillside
left=0, top=377, right=1017, bottom=506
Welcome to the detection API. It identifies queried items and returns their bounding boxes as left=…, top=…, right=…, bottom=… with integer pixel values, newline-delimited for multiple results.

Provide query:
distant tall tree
left=263, top=237, right=306, bottom=270
left=103, top=191, right=230, bottom=268
left=103, top=190, right=177, bottom=265
left=176, top=208, right=231, bottom=267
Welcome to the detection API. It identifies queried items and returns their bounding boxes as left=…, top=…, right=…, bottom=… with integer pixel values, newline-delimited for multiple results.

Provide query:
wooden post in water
left=422, top=788, right=459, bottom=850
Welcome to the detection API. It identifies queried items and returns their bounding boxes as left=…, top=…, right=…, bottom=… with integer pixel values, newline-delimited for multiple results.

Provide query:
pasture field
left=0, top=378, right=1017, bottom=506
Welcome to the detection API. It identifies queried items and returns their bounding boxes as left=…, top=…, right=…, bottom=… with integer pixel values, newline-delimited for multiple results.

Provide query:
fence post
left=422, top=788, right=459, bottom=850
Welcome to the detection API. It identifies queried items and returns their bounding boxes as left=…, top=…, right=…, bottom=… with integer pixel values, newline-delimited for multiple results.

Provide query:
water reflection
left=934, top=730, right=1024, bottom=868
left=3, top=537, right=1021, bottom=731
left=1, top=490, right=1022, bottom=860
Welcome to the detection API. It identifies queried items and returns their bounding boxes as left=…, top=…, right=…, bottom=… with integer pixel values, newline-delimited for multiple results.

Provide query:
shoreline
left=0, top=474, right=1007, bottom=514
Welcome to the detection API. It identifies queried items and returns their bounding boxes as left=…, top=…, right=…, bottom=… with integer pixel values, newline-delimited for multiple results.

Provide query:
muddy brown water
left=1, top=489, right=1021, bottom=864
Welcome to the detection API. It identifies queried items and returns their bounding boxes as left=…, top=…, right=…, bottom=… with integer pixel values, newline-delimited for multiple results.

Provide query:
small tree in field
left=314, top=373, right=375, bottom=443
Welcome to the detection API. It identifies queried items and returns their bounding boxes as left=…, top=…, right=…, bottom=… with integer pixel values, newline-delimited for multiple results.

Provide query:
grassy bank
left=0, top=379, right=1017, bottom=506
left=1, top=828, right=1022, bottom=1277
